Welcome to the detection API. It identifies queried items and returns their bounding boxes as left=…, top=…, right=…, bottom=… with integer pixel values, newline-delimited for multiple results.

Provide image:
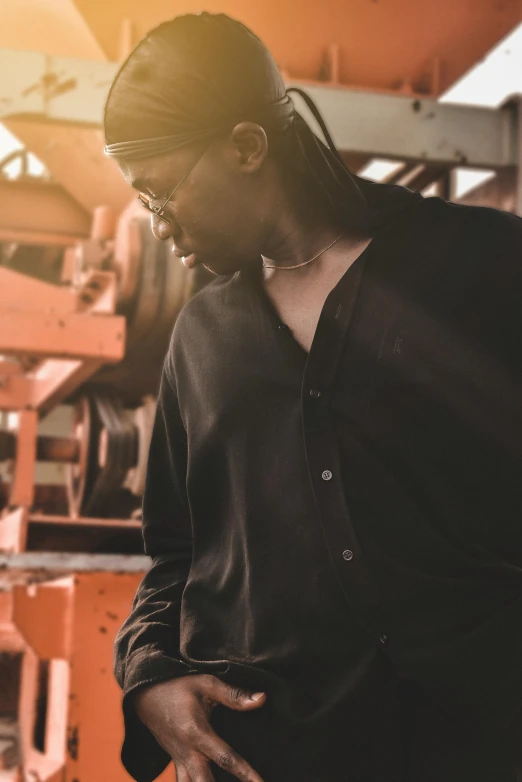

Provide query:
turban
left=104, top=13, right=420, bottom=231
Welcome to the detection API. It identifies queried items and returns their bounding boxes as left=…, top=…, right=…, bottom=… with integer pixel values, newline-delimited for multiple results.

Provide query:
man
left=104, top=12, right=522, bottom=782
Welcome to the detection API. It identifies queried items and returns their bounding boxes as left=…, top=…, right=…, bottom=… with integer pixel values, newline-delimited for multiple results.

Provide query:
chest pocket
left=368, top=324, right=463, bottom=444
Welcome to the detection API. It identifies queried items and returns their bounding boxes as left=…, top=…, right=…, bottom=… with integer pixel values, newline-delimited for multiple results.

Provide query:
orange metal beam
left=30, top=359, right=103, bottom=413
left=0, top=589, right=25, bottom=653
left=0, top=508, right=29, bottom=554
left=6, top=564, right=175, bottom=781
left=8, top=412, right=38, bottom=511
left=0, top=310, right=125, bottom=362
left=2, top=0, right=521, bottom=215
left=4, top=121, right=133, bottom=216
left=13, top=577, right=74, bottom=660
left=0, top=359, right=105, bottom=414
left=0, top=227, right=86, bottom=247
left=0, top=179, right=91, bottom=241
left=0, top=270, right=125, bottom=412
left=0, top=0, right=132, bottom=214
left=28, top=514, right=141, bottom=530
left=0, top=268, right=77, bottom=312
left=0, top=270, right=125, bottom=366
left=72, top=0, right=522, bottom=96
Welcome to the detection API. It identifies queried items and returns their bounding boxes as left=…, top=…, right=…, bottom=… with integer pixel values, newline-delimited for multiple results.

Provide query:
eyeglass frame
left=136, top=140, right=212, bottom=225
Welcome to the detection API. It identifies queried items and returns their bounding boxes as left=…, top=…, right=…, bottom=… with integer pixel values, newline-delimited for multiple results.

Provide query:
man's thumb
left=219, top=683, right=266, bottom=710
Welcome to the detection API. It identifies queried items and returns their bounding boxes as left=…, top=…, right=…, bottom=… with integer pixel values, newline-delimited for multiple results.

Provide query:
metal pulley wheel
left=66, top=395, right=95, bottom=518
left=124, top=395, right=157, bottom=497
left=93, top=210, right=196, bottom=403
left=66, top=392, right=138, bottom=518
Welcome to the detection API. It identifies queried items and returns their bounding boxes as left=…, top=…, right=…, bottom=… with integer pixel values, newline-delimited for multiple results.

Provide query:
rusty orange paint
left=12, top=571, right=175, bottom=781
left=0, top=268, right=77, bottom=313
left=8, top=410, right=38, bottom=511
left=28, top=514, right=141, bottom=530
left=13, top=577, right=74, bottom=660
left=74, top=0, right=522, bottom=96
left=67, top=572, right=175, bottom=781
left=4, top=119, right=134, bottom=216
left=0, top=589, right=25, bottom=652
left=3, top=0, right=521, bottom=217
left=0, top=309, right=125, bottom=362
left=0, top=508, right=30, bottom=554
left=0, top=179, right=91, bottom=240
left=0, top=227, right=88, bottom=247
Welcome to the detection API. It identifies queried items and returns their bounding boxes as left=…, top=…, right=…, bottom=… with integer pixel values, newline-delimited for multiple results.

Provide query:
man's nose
left=150, top=214, right=173, bottom=241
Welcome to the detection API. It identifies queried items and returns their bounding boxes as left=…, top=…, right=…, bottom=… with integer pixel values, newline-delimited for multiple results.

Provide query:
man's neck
left=259, top=187, right=364, bottom=270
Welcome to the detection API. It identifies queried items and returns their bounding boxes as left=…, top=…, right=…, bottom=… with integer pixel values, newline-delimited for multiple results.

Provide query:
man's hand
left=134, top=674, right=267, bottom=782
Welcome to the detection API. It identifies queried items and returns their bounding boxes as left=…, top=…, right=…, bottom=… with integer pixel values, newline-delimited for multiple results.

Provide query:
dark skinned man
left=104, top=12, right=522, bottom=782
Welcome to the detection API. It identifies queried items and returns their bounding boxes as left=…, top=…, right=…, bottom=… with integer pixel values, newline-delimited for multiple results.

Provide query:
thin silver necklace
left=262, top=231, right=345, bottom=271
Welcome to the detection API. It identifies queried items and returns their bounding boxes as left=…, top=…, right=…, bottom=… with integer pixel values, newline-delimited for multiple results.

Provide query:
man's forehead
left=121, top=145, right=205, bottom=192
left=121, top=158, right=174, bottom=193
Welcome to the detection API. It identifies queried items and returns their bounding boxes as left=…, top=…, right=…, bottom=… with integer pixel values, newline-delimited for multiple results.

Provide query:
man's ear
left=229, top=122, right=268, bottom=172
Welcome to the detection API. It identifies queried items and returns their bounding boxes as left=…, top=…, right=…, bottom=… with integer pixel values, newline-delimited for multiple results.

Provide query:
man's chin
left=179, top=253, right=198, bottom=269
left=183, top=253, right=249, bottom=276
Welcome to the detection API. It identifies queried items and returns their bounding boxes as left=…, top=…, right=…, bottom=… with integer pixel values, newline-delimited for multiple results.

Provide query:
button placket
left=300, top=253, right=385, bottom=636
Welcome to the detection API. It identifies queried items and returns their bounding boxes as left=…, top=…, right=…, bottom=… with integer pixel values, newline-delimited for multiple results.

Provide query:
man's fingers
left=201, top=676, right=266, bottom=711
left=174, top=762, right=192, bottom=782
left=183, top=754, right=216, bottom=782
left=197, top=728, right=265, bottom=782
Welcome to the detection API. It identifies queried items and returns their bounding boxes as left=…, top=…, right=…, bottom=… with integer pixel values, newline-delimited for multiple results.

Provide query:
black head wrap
left=104, top=12, right=421, bottom=232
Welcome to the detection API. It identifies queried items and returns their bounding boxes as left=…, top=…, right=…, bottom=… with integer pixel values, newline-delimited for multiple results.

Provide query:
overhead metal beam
left=0, top=552, right=149, bottom=572
left=4, top=121, right=133, bottom=215
left=288, top=83, right=518, bottom=169
left=0, top=49, right=118, bottom=128
left=70, top=0, right=521, bottom=96
left=0, top=50, right=116, bottom=128
left=0, top=1, right=132, bottom=214
left=0, top=49, right=519, bottom=171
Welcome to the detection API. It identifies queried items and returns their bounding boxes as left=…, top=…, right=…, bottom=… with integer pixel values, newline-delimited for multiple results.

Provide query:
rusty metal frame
left=0, top=267, right=125, bottom=413
left=0, top=560, right=174, bottom=782
left=0, top=50, right=116, bottom=128
left=0, top=261, right=127, bottom=551
left=0, top=179, right=91, bottom=243
left=0, top=48, right=519, bottom=169
left=7, top=412, right=38, bottom=510
left=14, top=577, right=74, bottom=781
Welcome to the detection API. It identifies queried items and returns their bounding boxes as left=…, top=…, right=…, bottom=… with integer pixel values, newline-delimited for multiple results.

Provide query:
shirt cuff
left=119, top=650, right=199, bottom=782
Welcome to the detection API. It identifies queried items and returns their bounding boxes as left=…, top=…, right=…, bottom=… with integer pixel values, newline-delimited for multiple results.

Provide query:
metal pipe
left=0, top=432, right=81, bottom=463
left=36, top=436, right=80, bottom=463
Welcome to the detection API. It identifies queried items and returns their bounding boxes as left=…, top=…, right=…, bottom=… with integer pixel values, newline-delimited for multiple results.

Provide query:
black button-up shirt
left=115, top=194, right=522, bottom=782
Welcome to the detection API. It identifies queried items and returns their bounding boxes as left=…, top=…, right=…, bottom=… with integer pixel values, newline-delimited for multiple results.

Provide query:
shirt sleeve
left=114, top=365, right=199, bottom=782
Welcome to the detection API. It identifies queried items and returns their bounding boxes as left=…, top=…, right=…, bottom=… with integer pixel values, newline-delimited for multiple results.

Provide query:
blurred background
left=0, top=1, right=520, bottom=779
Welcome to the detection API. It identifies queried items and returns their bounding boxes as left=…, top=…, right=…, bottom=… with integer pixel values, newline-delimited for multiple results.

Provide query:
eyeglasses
left=137, top=142, right=210, bottom=225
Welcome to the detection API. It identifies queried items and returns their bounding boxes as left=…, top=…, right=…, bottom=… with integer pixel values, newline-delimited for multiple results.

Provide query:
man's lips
left=172, top=244, right=198, bottom=268
left=172, top=245, right=189, bottom=257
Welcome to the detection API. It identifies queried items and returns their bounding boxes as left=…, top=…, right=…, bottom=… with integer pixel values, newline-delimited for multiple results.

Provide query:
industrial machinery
left=0, top=201, right=202, bottom=781
left=0, top=201, right=204, bottom=551
left=0, top=0, right=520, bottom=779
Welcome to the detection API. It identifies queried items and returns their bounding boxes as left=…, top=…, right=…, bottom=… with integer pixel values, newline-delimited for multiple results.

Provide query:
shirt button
left=309, top=388, right=321, bottom=398
left=380, top=634, right=388, bottom=644
left=342, top=549, right=354, bottom=561
left=321, top=470, right=333, bottom=481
